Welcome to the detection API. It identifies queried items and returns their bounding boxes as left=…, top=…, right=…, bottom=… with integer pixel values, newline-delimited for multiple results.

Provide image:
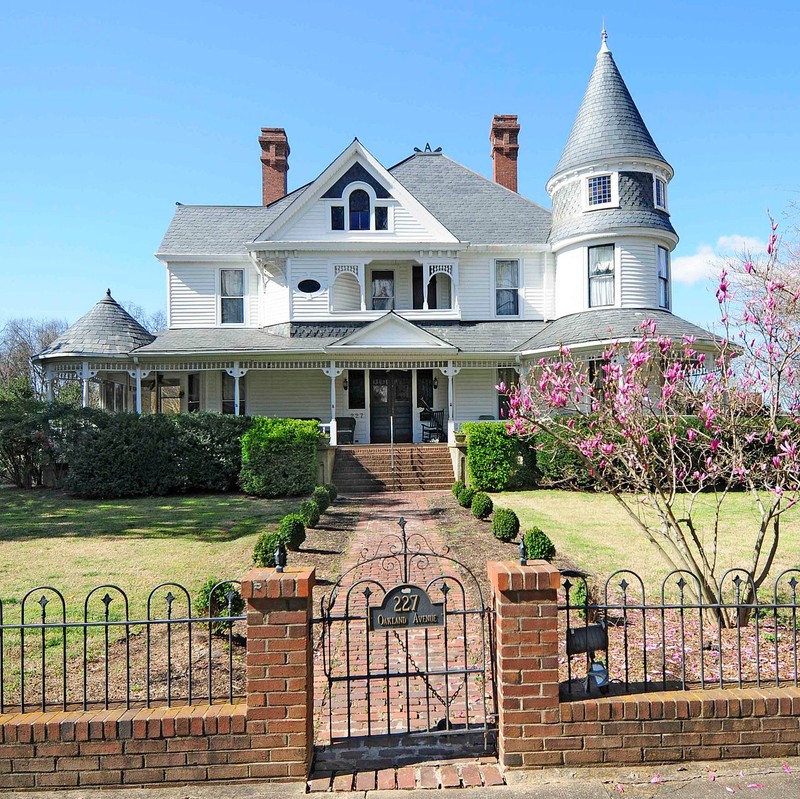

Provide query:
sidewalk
left=2, top=757, right=798, bottom=798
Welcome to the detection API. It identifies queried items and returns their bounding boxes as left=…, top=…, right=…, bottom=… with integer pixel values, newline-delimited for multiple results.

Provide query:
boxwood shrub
left=195, top=578, right=245, bottom=634
left=457, top=486, right=476, bottom=508
left=452, top=480, right=466, bottom=497
left=471, top=492, right=493, bottom=519
left=461, top=422, right=534, bottom=491
left=323, top=483, right=338, bottom=502
left=523, top=526, right=556, bottom=561
left=492, top=507, right=520, bottom=542
left=312, top=485, right=331, bottom=512
left=279, top=513, right=306, bottom=550
left=300, top=499, right=321, bottom=529
left=239, top=418, right=319, bottom=498
left=253, top=530, right=290, bottom=568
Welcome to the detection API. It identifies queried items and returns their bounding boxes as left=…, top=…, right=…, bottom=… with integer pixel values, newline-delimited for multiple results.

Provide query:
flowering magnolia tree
left=504, top=224, right=800, bottom=625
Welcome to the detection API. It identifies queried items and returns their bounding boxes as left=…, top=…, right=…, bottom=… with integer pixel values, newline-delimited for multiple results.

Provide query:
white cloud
left=672, top=235, right=766, bottom=285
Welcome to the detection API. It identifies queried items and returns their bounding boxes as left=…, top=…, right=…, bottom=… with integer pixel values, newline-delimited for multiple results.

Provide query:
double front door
left=370, top=370, right=412, bottom=443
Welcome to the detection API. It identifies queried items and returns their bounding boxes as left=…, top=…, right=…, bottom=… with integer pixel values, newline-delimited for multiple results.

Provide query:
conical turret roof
left=36, top=290, right=155, bottom=360
left=551, top=34, right=670, bottom=179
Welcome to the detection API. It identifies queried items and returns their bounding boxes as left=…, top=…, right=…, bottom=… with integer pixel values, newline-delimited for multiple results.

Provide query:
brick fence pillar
left=487, top=560, right=562, bottom=768
left=241, top=566, right=315, bottom=781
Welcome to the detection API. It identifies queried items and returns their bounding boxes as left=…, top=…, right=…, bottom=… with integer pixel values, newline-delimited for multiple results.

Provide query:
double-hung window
left=588, top=245, right=615, bottom=307
left=658, top=246, right=670, bottom=309
left=495, top=259, right=520, bottom=316
left=371, top=271, right=394, bottom=310
left=220, top=269, right=244, bottom=324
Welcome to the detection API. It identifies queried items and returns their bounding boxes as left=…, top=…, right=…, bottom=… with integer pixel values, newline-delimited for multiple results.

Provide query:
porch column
left=225, top=363, right=248, bottom=417
left=440, top=360, right=461, bottom=443
left=422, top=264, right=430, bottom=311
left=44, top=367, right=55, bottom=403
left=80, top=361, right=97, bottom=409
left=127, top=368, right=152, bottom=414
left=322, top=362, right=344, bottom=445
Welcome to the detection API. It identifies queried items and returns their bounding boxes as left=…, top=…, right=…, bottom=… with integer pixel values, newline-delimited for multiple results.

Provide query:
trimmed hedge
left=312, top=485, right=331, bottom=512
left=239, top=418, right=319, bottom=498
left=323, top=483, right=338, bottom=502
left=452, top=480, right=466, bottom=497
left=300, top=500, right=321, bottom=529
left=63, top=412, right=251, bottom=498
left=492, top=507, right=520, bottom=542
left=461, top=421, right=534, bottom=491
left=471, top=492, right=493, bottom=520
left=195, top=578, right=245, bottom=634
left=279, top=513, right=306, bottom=551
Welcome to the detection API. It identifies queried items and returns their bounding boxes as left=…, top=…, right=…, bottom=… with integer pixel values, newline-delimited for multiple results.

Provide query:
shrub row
left=461, top=422, right=535, bottom=492
left=252, top=483, right=338, bottom=567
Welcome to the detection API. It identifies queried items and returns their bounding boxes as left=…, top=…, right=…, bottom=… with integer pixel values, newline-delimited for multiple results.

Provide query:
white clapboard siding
left=168, top=264, right=217, bottom=327
left=289, top=257, right=332, bottom=320
left=264, top=269, right=290, bottom=325
left=620, top=238, right=659, bottom=307
left=454, top=369, right=498, bottom=420
left=458, top=253, right=492, bottom=319
left=520, top=254, right=546, bottom=320
left=554, top=244, right=585, bottom=318
left=248, top=265, right=260, bottom=324
left=331, top=272, right=362, bottom=312
left=246, top=370, right=329, bottom=418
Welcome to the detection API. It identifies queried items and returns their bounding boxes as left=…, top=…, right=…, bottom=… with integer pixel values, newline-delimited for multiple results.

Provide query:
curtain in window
left=496, top=259, right=519, bottom=316
left=371, top=272, right=394, bottom=310
left=589, top=246, right=614, bottom=307
left=221, top=269, right=243, bottom=297
left=221, top=269, right=244, bottom=324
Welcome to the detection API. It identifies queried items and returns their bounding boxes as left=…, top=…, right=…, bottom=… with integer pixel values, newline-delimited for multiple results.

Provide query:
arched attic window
left=349, top=189, right=370, bottom=230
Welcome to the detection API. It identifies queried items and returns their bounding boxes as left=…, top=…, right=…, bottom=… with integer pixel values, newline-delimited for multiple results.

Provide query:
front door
left=370, top=371, right=412, bottom=443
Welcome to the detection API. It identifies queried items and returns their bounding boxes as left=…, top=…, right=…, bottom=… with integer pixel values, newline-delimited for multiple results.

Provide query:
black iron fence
left=0, top=581, right=246, bottom=713
left=560, top=568, right=800, bottom=696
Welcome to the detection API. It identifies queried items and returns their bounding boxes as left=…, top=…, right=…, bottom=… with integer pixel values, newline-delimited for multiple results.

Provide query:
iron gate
left=314, top=517, right=496, bottom=746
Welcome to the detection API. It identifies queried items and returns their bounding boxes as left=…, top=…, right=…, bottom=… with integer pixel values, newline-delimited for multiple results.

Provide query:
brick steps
left=333, top=444, right=454, bottom=493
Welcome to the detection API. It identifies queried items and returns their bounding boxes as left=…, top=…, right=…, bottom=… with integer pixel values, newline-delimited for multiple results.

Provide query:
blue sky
left=1, top=1, right=798, bottom=330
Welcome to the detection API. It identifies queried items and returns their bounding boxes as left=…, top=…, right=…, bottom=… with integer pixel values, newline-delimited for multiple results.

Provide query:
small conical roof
left=551, top=33, right=669, bottom=179
left=36, top=290, right=155, bottom=360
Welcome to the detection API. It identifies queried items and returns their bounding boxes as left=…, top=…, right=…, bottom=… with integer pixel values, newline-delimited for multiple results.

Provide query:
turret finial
left=599, top=21, right=610, bottom=55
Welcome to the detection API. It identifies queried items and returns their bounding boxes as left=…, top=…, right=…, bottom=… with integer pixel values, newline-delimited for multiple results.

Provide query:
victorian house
left=36, top=33, right=716, bottom=455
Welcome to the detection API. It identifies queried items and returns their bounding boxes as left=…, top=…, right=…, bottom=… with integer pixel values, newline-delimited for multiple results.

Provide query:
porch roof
left=132, top=319, right=550, bottom=357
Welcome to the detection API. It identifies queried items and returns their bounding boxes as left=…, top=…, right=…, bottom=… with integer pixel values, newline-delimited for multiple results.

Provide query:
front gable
left=326, top=312, right=458, bottom=351
left=252, top=140, right=459, bottom=246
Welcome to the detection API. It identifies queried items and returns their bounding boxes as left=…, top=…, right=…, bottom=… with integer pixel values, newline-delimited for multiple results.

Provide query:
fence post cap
left=241, top=567, right=315, bottom=599
left=487, top=560, right=561, bottom=592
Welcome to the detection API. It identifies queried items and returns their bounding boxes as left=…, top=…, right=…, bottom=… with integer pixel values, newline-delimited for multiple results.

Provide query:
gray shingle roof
left=156, top=192, right=299, bottom=255
left=519, top=309, right=718, bottom=352
left=37, top=291, right=155, bottom=360
left=551, top=46, right=669, bottom=178
left=389, top=154, right=551, bottom=244
left=550, top=208, right=676, bottom=244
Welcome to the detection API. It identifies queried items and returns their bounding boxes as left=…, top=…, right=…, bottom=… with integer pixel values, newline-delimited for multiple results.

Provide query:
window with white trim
left=220, top=269, right=244, bottom=324
left=330, top=188, right=390, bottom=231
left=495, top=259, right=520, bottom=316
left=588, top=245, right=615, bottom=307
left=587, top=175, right=612, bottom=206
left=654, top=177, right=667, bottom=210
left=658, top=246, right=670, bottom=309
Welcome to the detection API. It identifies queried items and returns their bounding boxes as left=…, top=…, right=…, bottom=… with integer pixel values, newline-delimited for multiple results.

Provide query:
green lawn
left=0, top=487, right=296, bottom=616
left=496, top=489, right=800, bottom=593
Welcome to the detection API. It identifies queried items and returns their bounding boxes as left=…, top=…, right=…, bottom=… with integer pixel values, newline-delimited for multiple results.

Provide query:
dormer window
left=584, top=173, right=617, bottom=210
left=654, top=177, right=667, bottom=210
left=349, top=189, right=370, bottom=230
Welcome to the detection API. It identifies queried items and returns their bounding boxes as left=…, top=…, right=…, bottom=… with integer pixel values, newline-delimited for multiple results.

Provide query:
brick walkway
left=311, top=491, right=497, bottom=785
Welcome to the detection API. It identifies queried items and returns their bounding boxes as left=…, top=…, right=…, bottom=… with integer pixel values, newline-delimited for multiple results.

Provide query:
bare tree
left=120, top=301, right=167, bottom=334
left=0, top=317, right=68, bottom=399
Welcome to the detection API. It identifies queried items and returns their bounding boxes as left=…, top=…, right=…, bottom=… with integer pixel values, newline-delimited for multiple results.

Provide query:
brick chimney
left=490, top=115, right=520, bottom=192
left=258, top=127, right=290, bottom=206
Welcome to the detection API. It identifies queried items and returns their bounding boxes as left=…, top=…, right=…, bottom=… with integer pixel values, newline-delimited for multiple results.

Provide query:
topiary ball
left=323, top=483, right=338, bottom=502
left=471, top=492, right=493, bottom=520
left=312, top=485, right=330, bottom=512
left=253, top=530, right=290, bottom=567
left=299, top=499, right=321, bottom=529
left=195, top=578, right=245, bottom=635
left=457, top=486, right=476, bottom=508
left=452, top=480, right=466, bottom=498
left=492, top=507, right=520, bottom=542
left=279, top=513, right=306, bottom=550
left=523, top=526, right=556, bottom=561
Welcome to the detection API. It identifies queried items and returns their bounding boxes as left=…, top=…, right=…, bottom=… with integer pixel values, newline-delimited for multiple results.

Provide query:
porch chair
left=335, top=416, right=357, bottom=444
left=420, top=399, right=445, bottom=443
